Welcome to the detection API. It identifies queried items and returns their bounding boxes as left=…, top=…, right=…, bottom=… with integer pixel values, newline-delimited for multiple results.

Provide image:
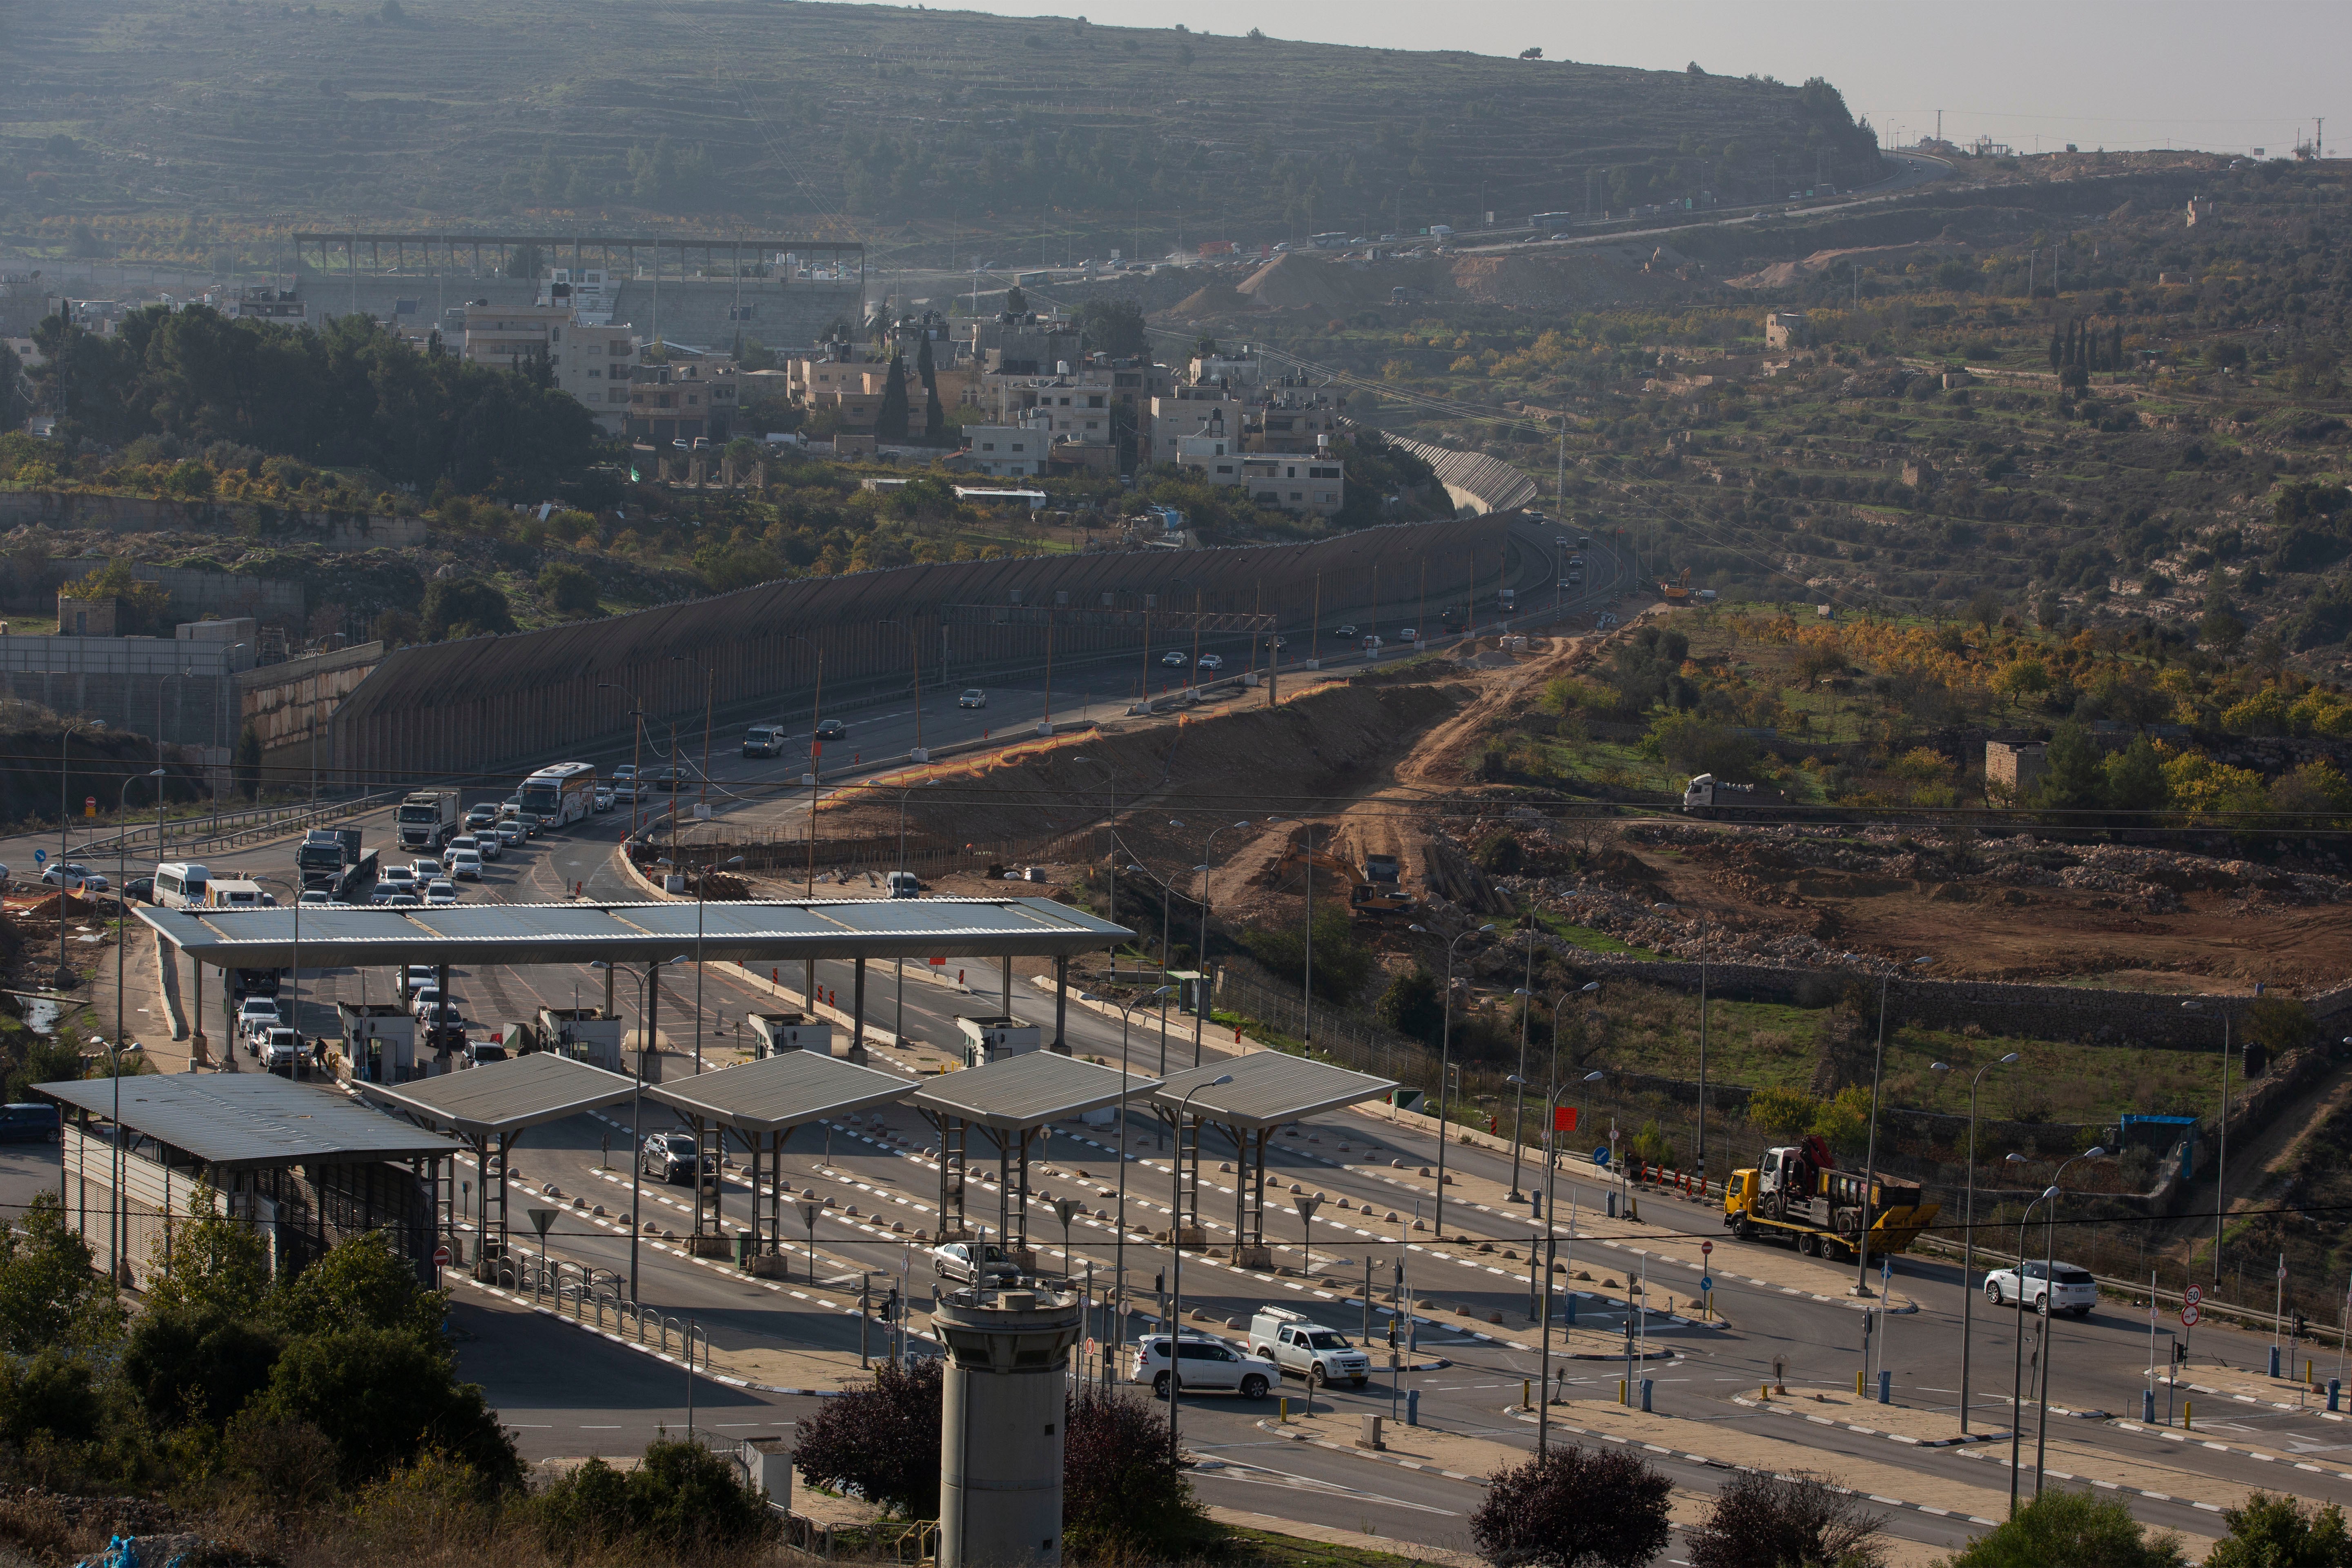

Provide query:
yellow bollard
left=1280, top=1397, right=1290, bottom=1424
left=1760, top=1383, right=1770, bottom=1401
left=2185, top=1401, right=2193, bottom=1431
left=1856, top=1369, right=1865, bottom=1396
left=1619, top=1378, right=1628, bottom=1407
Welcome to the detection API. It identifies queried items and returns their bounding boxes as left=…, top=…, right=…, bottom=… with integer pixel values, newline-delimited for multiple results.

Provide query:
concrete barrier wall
left=328, top=514, right=1541, bottom=783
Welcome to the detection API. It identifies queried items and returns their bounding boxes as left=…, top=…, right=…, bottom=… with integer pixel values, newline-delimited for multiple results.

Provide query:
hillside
left=0, top=0, right=1880, bottom=261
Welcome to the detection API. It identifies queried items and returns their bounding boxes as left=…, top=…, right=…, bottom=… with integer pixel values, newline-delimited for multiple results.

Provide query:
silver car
left=931, top=1241, right=1017, bottom=1285
left=1984, top=1260, right=2098, bottom=1317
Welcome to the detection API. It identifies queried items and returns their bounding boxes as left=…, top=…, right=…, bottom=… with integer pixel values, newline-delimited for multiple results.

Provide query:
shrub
left=535, top=561, right=601, bottom=615
left=0, top=1350, right=99, bottom=1448
left=791, top=1357, right=943, bottom=1518
left=1474, top=831, right=1524, bottom=874
left=1062, top=1388, right=1212, bottom=1559
left=0, top=1192, right=116, bottom=1353
left=1377, top=966, right=1446, bottom=1047
left=1686, top=1469, right=1886, bottom=1568
left=1745, top=1085, right=1821, bottom=1142
left=535, top=1436, right=770, bottom=1552
left=255, top=1326, right=520, bottom=1488
left=1947, top=1488, right=2185, bottom=1568
left=270, top=1228, right=448, bottom=1342
left=419, top=575, right=516, bottom=641
left=122, top=1303, right=281, bottom=1431
left=2206, top=1493, right=2352, bottom=1568
left=1470, top=1443, right=1672, bottom=1568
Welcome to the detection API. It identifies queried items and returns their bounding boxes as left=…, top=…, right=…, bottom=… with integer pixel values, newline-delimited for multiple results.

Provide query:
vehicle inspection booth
left=908, top=1053, right=1162, bottom=1262
left=1152, top=1054, right=1395, bottom=1267
left=38, top=1071, right=464, bottom=1290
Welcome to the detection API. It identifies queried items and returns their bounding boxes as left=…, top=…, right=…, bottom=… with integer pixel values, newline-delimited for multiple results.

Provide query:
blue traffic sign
left=1700, top=1276, right=1714, bottom=1292
left=32, top=849, right=45, bottom=864
left=1592, top=1146, right=1611, bottom=1167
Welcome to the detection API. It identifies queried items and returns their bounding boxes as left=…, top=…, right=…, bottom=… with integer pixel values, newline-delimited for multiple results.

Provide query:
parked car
left=0, top=1104, right=60, bottom=1143
left=1247, top=1307, right=1372, bottom=1388
left=425, top=880, right=459, bottom=906
left=931, top=1241, right=1018, bottom=1285
left=40, top=863, right=107, bottom=891
left=1984, top=1261, right=2098, bottom=1317
left=639, top=1131, right=715, bottom=1184
left=462, top=1040, right=508, bottom=1068
left=1129, top=1334, right=1269, bottom=1400
left=1197, top=654, right=1224, bottom=672
left=960, top=688, right=988, bottom=708
left=123, top=876, right=155, bottom=905
left=1160, top=650, right=1188, bottom=667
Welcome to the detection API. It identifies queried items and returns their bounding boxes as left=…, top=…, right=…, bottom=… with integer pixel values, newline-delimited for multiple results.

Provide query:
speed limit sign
left=2181, top=1304, right=2201, bottom=1328
left=2185, top=1284, right=2204, bottom=1307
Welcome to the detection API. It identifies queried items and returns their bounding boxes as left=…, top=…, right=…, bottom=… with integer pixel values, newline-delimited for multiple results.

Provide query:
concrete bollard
left=2271, top=1345, right=2283, bottom=1378
left=1878, top=1370, right=1891, bottom=1405
left=2143, top=1388, right=2156, bottom=1422
left=1359, top=1414, right=1385, bottom=1451
left=1640, top=1378, right=1653, bottom=1412
left=2332, top=1379, right=2342, bottom=1413
left=1407, top=1389, right=1420, bottom=1427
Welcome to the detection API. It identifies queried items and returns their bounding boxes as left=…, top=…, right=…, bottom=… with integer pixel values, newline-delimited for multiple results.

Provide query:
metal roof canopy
left=909, top=1054, right=1163, bottom=1252
left=1153, top=1054, right=1397, bottom=1131
left=647, top=1052, right=914, bottom=1135
left=1152, top=1052, right=1396, bottom=1265
left=36, top=1072, right=461, bottom=1173
left=136, top=897, right=1131, bottom=971
left=360, top=1053, right=638, bottom=1139
left=645, top=1051, right=918, bottom=1256
left=908, top=1054, right=1162, bottom=1133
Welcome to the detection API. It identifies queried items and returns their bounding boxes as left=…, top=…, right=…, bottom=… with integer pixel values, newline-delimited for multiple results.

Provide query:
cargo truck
left=295, top=828, right=377, bottom=899
left=1682, top=775, right=1788, bottom=818
left=1722, top=1134, right=1940, bottom=1261
left=396, top=790, right=461, bottom=851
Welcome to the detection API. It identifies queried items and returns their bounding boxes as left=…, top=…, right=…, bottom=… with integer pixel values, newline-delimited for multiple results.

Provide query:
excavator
left=1270, top=841, right=1416, bottom=921
left=1659, top=567, right=1693, bottom=605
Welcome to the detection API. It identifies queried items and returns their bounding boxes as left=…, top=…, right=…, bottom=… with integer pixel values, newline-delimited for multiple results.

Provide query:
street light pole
left=2184, top=1000, right=2232, bottom=1284
left=114, top=768, right=165, bottom=1082
left=1410, top=921, right=1494, bottom=1241
left=595, top=956, right=685, bottom=1300
left=1192, top=819, right=1255, bottom=1068
left=1167, top=1074, right=1233, bottom=1465
left=2035, top=1147, right=2108, bottom=1496
left=1933, top=1052, right=2019, bottom=1434
left=1855, top=955, right=1931, bottom=1296
left=2009, top=1182, right=2060, bottom=1518
left=1094, top=986, right=1172, bottom=1356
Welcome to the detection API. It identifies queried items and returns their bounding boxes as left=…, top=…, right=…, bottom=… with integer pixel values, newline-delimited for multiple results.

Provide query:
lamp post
left=1167, top=1074, right=1234, bottom=1465
left=1093, top=986, right=1172, bottom=1346
left=786, top=635, right=826, bottom=894
left=1507, top=927, right=1538, bottom=1201
left=1409, top=921, right=1494, bottom=1241
left=690, top=854, right=746, bottom=1074
left=893, top=779, right=938, bottom=1039
left=1192, top=819, right=1257, bottom=1069
left=251, top=874, right=303, bottom=1065
left=2008, top=1178, right=2059, bottom=1518
left=2034, top=1146, right=2108, bottom=1497
left=595, top=684, right=646, bottom=839
left=1515, top=1062, right=1604, bottom=1456
left=592, top=955, right=687, bottom=1299
left=1931, top=1051, right=2020, bottom=1434
left=668, top=655, right=717, bottom=816
left=1854, top=954, right=1932, bottom=1297
left=1125, top=861, right=1178, bottom=1074
left=114, top=769, right=166, bottom=1072
left=2183, top=1000, right=2232, bottom=1284
left=87, top=1033, right=143, bottom=1283
left=57, top=718, right=100, bottom=988
left=1068, top=755, right=1117, bottom=971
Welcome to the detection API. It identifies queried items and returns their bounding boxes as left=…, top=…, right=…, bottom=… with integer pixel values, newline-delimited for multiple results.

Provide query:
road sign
left=2181, top=1304, right=2201, bottom=1328
left=31, top=849, right=43, bottom=865
left=1553, top=1106, right=1579, bottom=1132
left=1700, top=1276, right=1714, bottom=1292
left=2186, top=1284, right=2204, bottom=1307
left=83, top=797, right=96, bottom=818
left=1701, top=1240, right=1714, bottom=1256
left=1593, top=1146, right=1611, bottom=1167
left=1882, top=1258, right=1893, bottom=1283
left=432, top=1245, right=451, bottom=1267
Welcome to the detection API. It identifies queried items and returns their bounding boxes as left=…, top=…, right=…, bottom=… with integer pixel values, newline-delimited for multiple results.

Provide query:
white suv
left=1984, top=1260, right=2098, bottom=1317
left=1129, top=1334, right=1270, bottom=1401
left=1248, top=1307, right=1372, bottom=1388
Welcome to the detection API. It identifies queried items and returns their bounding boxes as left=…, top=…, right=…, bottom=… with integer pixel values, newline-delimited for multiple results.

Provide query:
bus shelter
left=644, top=1051, right=915, bottom=1263
left=907, top=1055, right=1161, bottom=1260
left=361, top=1052, right=637, bottom=1269
left=1152, top=1054, right=1395, bottom=1267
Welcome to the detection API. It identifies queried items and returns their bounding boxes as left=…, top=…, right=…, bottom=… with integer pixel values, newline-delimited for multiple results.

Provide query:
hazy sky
left=890, top=0, right=2344, bottom=156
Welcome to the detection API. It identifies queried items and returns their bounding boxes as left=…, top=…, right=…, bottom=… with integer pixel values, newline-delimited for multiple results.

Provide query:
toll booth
left=337, top=1002, right=418, bottom=1084
left=536, top=1007, right=623, bottom=1071
left=955, top=1014, right=1042, bottom=1069
left=747, top=1011, right=833, bottom=1058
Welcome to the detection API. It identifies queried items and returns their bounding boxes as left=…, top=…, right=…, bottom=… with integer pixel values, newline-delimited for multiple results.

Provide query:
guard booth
left=747, top=1010, right=832, bottom=1058
left=1167, top=970, right=1208, bottom=1018
left=537, top=1007, right=623, bottom=1070
left=337, top=1002, right=419, bottom=1084
left=955, top=1014, right=1041, bottom=1068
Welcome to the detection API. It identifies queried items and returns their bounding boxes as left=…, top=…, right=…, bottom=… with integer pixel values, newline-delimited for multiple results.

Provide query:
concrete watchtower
left=935, top=1283, right=1083, bottom=1568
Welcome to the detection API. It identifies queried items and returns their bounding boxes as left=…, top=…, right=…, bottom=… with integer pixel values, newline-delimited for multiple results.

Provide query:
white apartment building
left=458, top=303, right=640, bottom=432
left=962, top=417, right=1052, bottom=477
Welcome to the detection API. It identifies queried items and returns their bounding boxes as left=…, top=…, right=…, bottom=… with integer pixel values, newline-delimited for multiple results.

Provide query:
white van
left=155, top=863, right=212, bottom=909
left=206, top=878, right=267, bottom=910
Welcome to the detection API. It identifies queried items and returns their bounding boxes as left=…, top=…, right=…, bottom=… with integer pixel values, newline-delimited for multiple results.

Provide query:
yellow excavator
left=1659, top=567, right=1693, bottom=605
left=1270, top=842, right=1416, bottom=921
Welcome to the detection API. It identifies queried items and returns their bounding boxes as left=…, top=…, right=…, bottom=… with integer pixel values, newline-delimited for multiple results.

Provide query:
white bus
left=519, top=761, right=598, bottom=827
left=155, top=862, right=211, bottom=909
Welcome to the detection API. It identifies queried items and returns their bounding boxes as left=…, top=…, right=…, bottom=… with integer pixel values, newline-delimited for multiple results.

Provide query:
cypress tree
left=2110, top=321, right=2125, bottom=368
left=2048, top=329, right=2063, bottom=370
left=875, top=351, right=910, bottom=441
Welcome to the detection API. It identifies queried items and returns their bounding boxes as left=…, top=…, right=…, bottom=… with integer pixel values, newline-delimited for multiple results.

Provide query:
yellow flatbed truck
left=1723, top=1137, right=1940, bottom=1263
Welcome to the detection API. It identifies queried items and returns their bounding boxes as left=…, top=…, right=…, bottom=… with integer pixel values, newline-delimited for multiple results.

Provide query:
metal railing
left=72, top=788, right=405, bottom=860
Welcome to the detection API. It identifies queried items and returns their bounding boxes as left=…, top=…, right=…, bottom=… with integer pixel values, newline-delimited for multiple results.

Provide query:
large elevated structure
left=909, top=1054, right=1161, bottom=1254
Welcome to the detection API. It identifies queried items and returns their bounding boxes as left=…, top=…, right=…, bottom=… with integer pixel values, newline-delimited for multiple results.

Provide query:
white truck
left=396, top=789, right=461, bottom=851
left=1247, top=1306, right=1372, bottom=1388
left=742, top=723, right=787, bottom=757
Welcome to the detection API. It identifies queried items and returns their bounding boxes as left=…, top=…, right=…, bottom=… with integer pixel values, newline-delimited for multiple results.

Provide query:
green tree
left=2103, top=734, right=2167, bottom=815
left=64, top=558, right=175, bottom=637
left=503, top=241, right=544, bottom=280
left=1471, top=1443, right=1673, bottom=1568
left=535, top=1437, right=770, bottom=1551
left=0, top=1192, right=117, bottom=1354
left=1947, top=1488, right=2186, bottom=1568
left=271, top=1229, right=448, bottom=1343
left=122, top=1303, right=282, bottom=1432
left=0, top=1349, right=100, bottom=1448
left=1004, top=285, right=1029, bottom=315
left=1063, top=1387, right=1211, bottom=1558
left=2202, top=608, right=2248, bottom=656
left=1075, top=298, right=1149, bottom=358
left=0, top=341, right=27, bottom=435
left=235, top=722, right=263, bottom=800
left=2036, top=722, right=2106, bottom=811
left=875, top=352, right=911, bottom=441
left=536, top=561, right=601, bottom=616
left=256, top=1326, right=519, bottom=1488
left=145, top=1183, right=271, bottom=1319
left=1745, top=1085, right=1821, bottom=1142
left=1241, top=903, right=1374, bottom=1006
left=2206, top=1493, right=2352, bottom=1568
left=1376, top=966, right=1446, bottom=1047
left=419, top=576, right=516, bottom=641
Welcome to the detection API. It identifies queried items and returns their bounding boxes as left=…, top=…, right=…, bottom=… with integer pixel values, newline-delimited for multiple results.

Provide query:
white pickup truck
left=1248, top=1306, right=1372, bottom=1388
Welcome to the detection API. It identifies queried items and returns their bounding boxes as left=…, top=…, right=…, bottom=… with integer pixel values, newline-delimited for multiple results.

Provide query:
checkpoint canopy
left=1152, top=1053, right=1396, bottom=1267
left=644, top=1051, right=916, bottom=1261
left=908, top=1054, right=1163, bottom=1257
left=136, top=895, right=1133, bottom=1060
left=363, top=1053, right=638, bottom=1268
left=37, top=1071, right=463, bottom=1288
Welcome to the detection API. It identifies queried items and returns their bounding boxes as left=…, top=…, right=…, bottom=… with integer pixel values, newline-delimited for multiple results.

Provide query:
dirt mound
left=1169, top=280, right=1255, bottom=318
left=1447, top=250, right=1670, bottom=309
left=1725, top=240, right=1949, bottom=290
left=1234, top=252, right=1449, bottom=312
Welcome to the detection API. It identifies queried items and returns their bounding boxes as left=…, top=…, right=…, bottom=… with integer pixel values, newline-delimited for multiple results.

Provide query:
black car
left=649, top=767, right=682, bottom=792
left=123, top=876, right=156, bottom=905
left=815, top=718, right=847, bottom=740
left=639, top=1131, right=717, bottom=1184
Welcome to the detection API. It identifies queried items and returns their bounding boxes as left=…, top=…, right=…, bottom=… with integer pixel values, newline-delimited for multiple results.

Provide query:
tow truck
left=1722, top=1134, right=1940, bottom=1262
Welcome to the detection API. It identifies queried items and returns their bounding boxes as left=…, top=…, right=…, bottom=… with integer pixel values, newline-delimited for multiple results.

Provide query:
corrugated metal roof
left=136, top=896, right=1129, bottom=970
left=36, top=1073, right=462, bottom=1171
left=359, top=1053, right=638, bottom=1138
left=645, top=1051, right=915, bottom=1133
left=1153, top=1052, right=1396, bottom=1130
left=907, top=1053, right=1160, bottom=1131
